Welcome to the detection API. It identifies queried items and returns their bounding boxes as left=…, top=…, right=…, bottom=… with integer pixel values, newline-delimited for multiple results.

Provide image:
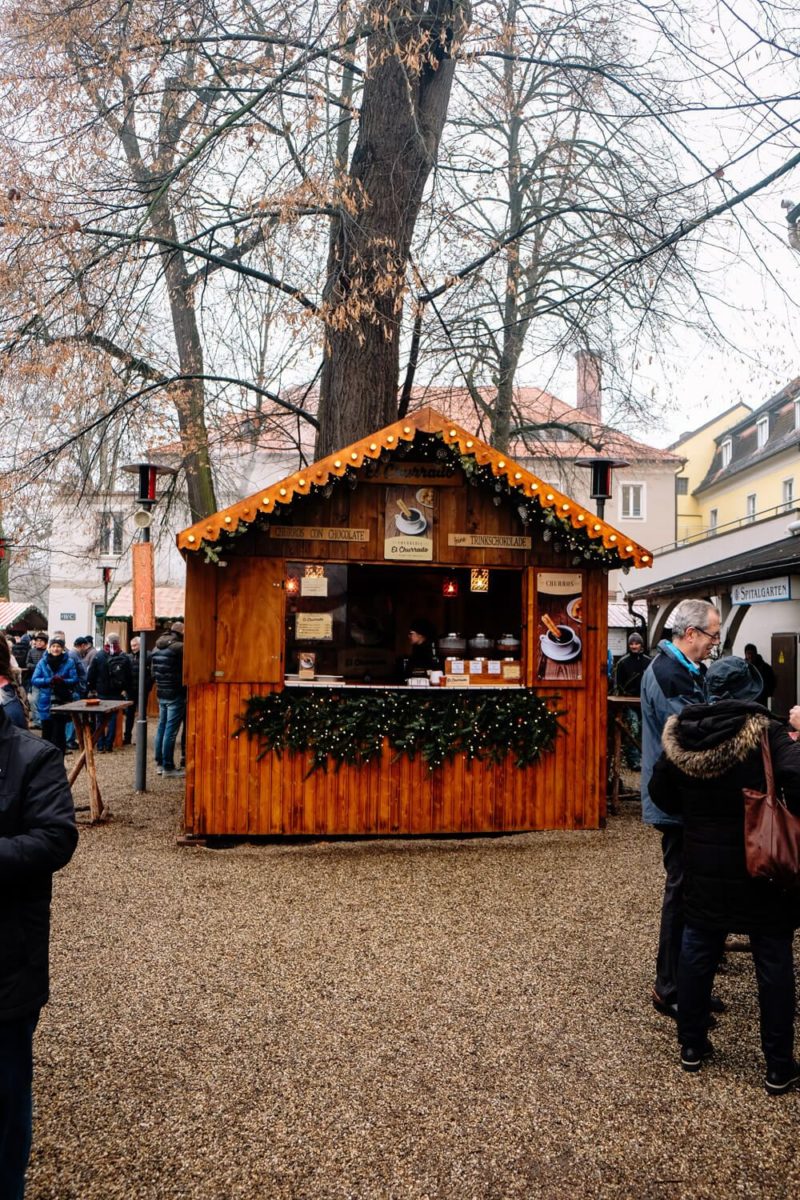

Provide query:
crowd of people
left=0, top=622, right=186, bottom=776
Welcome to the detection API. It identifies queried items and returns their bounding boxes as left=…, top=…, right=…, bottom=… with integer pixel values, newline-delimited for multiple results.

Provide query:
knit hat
left=705, top=655, right=762, bottom=702
left=49, top=637, right=66, bottom=648
left=627, top=632, right=645, bottom=648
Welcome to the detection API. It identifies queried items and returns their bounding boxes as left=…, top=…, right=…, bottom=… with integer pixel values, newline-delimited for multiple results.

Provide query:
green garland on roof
left=202, top=430, right=627, bottom=570
left=238, top=688, right=564, bottom=776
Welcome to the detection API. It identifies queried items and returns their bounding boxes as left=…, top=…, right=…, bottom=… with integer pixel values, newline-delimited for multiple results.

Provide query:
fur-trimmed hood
left=661, top=699, right=770, bottom=781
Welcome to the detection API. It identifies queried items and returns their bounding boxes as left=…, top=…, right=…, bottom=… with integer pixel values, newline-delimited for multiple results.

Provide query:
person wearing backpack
left=150, top=623, right=186, bottom=778
left=649, top=655, right=800, bottom=1094
left=87, top=632, right=133, bottom=753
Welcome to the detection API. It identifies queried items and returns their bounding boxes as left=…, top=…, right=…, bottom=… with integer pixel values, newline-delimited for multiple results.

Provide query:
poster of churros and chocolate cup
left=536, top=571, right=583, bottom=681
left=384, top=485, right=434, bottom=560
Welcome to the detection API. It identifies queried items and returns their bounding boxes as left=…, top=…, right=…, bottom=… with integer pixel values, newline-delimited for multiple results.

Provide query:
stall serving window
left=284, top=563, right=523, bottom=685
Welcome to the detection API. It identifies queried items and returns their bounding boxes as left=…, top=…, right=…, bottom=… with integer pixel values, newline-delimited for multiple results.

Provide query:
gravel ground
left=26, top=739, right=800, bottom=1199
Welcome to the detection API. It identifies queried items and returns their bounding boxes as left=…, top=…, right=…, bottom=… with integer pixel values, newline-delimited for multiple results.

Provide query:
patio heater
left=575, top=456, right=629, bottom=520
left=121, top=461, right=177, bottom=791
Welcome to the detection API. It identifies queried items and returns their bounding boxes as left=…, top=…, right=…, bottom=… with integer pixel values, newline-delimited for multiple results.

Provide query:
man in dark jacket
left=614, top=632, right=652, bottom=697
left=650, top=655, right=800, bottom=1093
left=87, top=633, right=133, bottom=753
left=0, top=704, right=77, bottom=1194
left=641, top=598, right=721, bottom=1021
left=744, top=643, right=776, bottom=709
left=23, top=633, right=48, bottom=730
left=613, top=632, right=652, bottom=770
left=150, top=622, right=186, bottom=777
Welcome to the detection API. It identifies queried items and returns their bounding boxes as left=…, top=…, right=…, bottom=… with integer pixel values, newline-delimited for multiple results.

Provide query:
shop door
left=771, top=633, right=797, bottom=718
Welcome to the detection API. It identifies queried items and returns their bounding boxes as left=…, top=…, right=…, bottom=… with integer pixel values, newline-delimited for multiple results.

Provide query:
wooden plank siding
left=183, top=563, right=607, bottom=836
left=182, top=462, right=613, bottom=837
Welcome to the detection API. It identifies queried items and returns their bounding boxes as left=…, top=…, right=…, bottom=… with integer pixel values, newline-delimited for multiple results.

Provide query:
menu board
left=536, top=572, right=583, bottom=682
left=295, top=612, right=334, bottom=641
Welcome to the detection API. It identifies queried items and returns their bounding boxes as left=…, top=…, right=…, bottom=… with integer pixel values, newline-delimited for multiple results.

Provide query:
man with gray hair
left=641, top=598, right=722, bottom=1020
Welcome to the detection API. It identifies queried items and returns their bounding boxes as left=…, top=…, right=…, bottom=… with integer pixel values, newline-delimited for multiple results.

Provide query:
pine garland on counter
left=239, top=688, right=563, bottom=775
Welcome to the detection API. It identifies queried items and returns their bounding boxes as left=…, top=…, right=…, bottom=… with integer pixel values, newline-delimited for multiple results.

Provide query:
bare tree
left=0, top=0, right=799, bottom=533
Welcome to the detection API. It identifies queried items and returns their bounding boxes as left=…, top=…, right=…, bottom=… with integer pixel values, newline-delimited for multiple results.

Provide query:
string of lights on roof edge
left=176, top=407, right=652, bottom=568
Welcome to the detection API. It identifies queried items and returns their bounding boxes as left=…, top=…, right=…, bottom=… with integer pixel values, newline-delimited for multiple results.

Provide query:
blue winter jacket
left=640, top=639, right=707, bottom=826
left=31, top=654, right=80, bottom=722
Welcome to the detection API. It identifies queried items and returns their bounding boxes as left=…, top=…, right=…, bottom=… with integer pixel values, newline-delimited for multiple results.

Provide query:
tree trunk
left=151, top=204, right=218, bottom=521
left=316, top=0, right=469, bottom=457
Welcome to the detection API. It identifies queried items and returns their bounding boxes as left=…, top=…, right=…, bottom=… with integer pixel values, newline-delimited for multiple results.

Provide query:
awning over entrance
left=626, top=535, right=800, bottom=650
left=627, top=537, right=800, bottom=602
left=106, top=585, right=185, bottom=621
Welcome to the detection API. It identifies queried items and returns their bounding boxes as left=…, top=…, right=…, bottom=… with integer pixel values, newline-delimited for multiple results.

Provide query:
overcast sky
left=536, top=1, right=800, bottom=449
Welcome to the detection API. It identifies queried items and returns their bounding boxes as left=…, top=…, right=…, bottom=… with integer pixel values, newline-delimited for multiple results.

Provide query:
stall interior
left=284, top=562, right=523, bottom=685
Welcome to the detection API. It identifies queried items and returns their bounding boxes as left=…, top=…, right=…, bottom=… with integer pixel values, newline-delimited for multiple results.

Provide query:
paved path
left=29, top=753, right=800, bottom=1198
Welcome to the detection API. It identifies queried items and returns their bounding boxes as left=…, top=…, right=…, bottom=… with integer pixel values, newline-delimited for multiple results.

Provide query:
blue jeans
left=0, top=1012, right=39, bottom=1200
left=155, top=698, right=186, bottom=771
left=678, top=926, right=795, bottom=1068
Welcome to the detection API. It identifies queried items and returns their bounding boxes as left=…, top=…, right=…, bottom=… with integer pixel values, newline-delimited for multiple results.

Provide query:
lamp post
left=121, top=461, right=176, bottom=792
left=575, top=456, right=629, bottom=520
left=100, top=566, right=112, bottom=639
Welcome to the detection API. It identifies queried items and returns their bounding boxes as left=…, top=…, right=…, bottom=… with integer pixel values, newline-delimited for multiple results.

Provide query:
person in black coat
left=614, top=632, right=652, bottom=698
left=650, top=655, right=800, bottom=1093
left=0, top=704, right=77, bottom=1195
left=744, top=643, right=776, bottom=708
left=150, top=623, right=186, bottom=776
left=87, top=633, right=133, bottom=753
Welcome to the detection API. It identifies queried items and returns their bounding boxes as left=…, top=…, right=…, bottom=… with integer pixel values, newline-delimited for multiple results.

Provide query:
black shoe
left=66, top=741, right=79, bottom=750
left=653, top=990, right=679, bottom=1020
left=765, top=1062, right=800, bottom=1095
left=653, top=990, right=717, bottom=1029
left=123, top=737, right=132, bottom=745
left=681, top=1041, right=714, bottom=1073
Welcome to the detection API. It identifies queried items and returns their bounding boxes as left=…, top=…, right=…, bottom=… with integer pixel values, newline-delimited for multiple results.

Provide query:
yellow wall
left=671, top=405, right=750, bottom=543
left=695, top=446, right=798, bottom=533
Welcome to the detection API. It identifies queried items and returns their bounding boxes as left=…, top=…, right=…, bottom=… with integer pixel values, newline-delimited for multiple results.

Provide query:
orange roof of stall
left=177, top=407, right=653, bottom=568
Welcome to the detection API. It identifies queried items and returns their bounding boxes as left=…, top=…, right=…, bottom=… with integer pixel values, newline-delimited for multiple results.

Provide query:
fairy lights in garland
left=238, top=688, right=564, bottom=776
left=200, top=430, right=629, bottom=569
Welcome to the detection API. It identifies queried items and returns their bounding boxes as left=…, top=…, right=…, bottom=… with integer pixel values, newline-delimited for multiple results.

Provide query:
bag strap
left=761, top=729, right=777, bottom=800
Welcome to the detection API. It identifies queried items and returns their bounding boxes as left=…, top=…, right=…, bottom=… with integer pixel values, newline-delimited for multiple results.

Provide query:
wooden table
left=52, top=699, right=133, bottom=823
left=607, top=695, right=642, bottom=813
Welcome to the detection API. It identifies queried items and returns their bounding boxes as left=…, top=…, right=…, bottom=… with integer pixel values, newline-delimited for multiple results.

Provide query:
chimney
left=575, top=350, right=603, bottom=424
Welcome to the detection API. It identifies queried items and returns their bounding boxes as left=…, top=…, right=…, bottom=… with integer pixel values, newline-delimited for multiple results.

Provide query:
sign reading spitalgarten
left=731, top=577, right=792, bottom=605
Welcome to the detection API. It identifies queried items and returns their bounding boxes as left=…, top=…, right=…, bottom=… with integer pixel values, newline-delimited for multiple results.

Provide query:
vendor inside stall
left=284, top=562, right=523, bottom=686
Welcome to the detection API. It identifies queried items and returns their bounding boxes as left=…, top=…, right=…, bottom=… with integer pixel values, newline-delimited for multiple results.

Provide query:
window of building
left=746, top=493, right=757, bottom=522
left=675, top=476, right=689, bottom=496
left=620, top=482, right=644, bottom=520
left=720, top=439, right=732, bottom=468
left=709, top=509, right=718, bottom=534
left=795, top=399, right=800, bottom=431
left=99, top=511, right=124, bottom=556
left=783, top=478, right=794, bottom=511
left=756, top=416, right=769, bottom=449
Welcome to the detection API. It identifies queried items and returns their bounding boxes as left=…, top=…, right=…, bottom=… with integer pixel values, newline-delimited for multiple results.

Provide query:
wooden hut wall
left=182, top=478, right=610, bottom=836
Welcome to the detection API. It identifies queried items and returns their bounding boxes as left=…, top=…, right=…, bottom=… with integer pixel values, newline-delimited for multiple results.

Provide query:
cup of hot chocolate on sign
left=540, top=613, right=582, bottom=661
left=395, top=498, right=427, bottom=536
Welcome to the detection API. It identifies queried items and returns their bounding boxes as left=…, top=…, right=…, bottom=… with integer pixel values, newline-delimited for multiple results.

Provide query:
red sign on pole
left=132, top=542, right=156, bottom=631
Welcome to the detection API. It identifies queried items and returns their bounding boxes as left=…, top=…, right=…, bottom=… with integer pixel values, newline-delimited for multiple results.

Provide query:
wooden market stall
left=177, top=408, right=652, bottom=837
